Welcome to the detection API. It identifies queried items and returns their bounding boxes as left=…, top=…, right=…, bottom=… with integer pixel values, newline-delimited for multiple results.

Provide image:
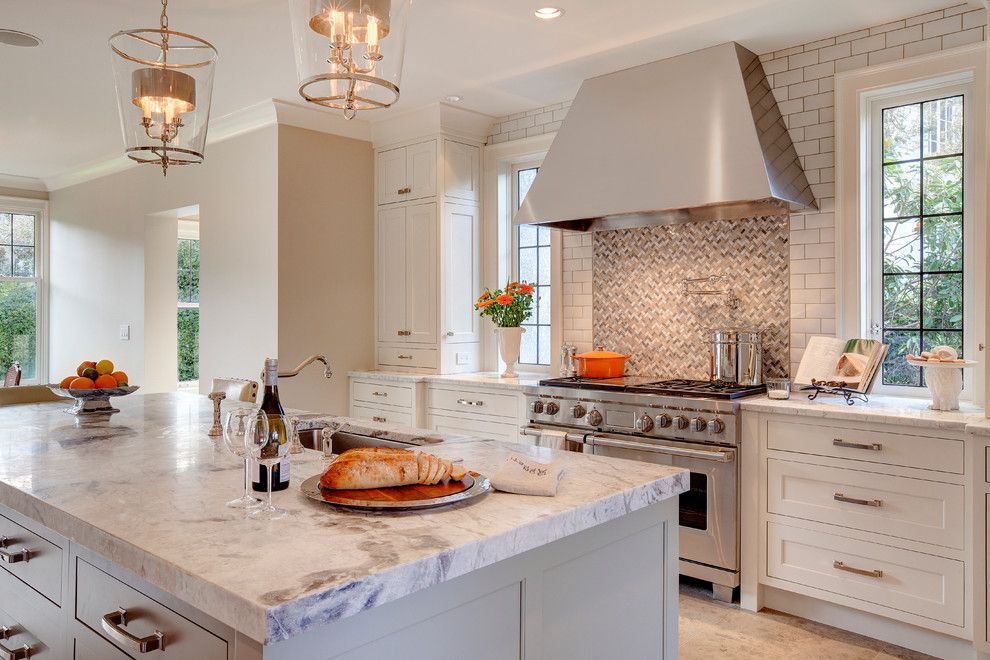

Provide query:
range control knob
left=674, top=415, right=690, bottom=430
left=655, top=413, right=672, bottom=429
left=545, top=402, right=560, bottom=416
left=571, top=404, right=587, bottom=419
left=587, top=409, right=604, bottom=427
left=710, top=418, right=726, bottom=434
left=634, top=414, right=654, bottom=433
left=530, top=400, right=545, bottom=414
left=692, top=417, right=708, bottom=432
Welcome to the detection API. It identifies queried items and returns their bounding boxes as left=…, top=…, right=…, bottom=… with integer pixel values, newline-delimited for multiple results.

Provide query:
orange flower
left=477, top=291, right=492, bottom=303
left=517, top=283, right=535, bottom=295
left=496, top=293, right=514, bottom=306
left=476, top=299, right=495, bottom=309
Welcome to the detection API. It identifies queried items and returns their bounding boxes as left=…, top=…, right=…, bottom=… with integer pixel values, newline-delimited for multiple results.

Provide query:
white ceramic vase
left=496, top=326, right=525, bottom=378
left=924, top=365, right=964, bottom=411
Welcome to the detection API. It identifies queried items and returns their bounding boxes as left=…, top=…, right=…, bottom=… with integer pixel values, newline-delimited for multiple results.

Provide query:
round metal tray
left=300, top=471, right=491, bottom=511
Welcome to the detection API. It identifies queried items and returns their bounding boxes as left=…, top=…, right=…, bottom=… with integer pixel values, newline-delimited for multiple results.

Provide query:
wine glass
left=222, top=408, right=262, bottom=509
left=244, top=412, right=289, bottom=520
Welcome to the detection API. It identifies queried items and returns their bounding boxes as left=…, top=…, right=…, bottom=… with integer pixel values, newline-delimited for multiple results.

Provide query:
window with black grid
left=514, top=166, right=550, bottom=366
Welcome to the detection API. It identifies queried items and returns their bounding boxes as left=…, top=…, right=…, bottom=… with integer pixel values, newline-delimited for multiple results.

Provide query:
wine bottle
left=252, top=357, right=290, bottom=492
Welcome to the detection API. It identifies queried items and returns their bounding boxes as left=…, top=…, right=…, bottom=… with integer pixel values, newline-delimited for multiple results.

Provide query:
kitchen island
left=0, top=393, right=687, bottom=659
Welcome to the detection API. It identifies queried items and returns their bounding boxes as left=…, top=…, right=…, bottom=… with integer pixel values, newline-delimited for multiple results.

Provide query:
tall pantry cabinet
left=374, top=133, right=483, bottom=373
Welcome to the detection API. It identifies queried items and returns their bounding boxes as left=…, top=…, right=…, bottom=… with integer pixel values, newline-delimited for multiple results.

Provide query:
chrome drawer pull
left=101, top=608, right=165, bottom=653
left=832, top=560, right=883, bottom=579
left=397, top=330, right=412, bottom=336
left=397, top=355, right=413, bottom=360
left=833, top=439, right=882, bottom=451
left=456, top=398, right=484, bottom=407
left=0, top=537, right=29, bottom=564
left=397, top=187, right=412, bottom=194
left=372, top=416, right=387, bottom=423
left=371, top=391, right=388, bottom=397
left=0, top=627, right=32, bottom=660
left=833, top=493, right=882, bottom=507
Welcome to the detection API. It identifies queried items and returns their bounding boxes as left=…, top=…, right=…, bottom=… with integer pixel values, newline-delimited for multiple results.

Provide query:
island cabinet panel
left=0, top=569, right=65, bottom=659
left=0, top=511, right=64, bottom=606
left=75, top=557, right=227, bottom=660
left=73, top=627, right=132, bottom=660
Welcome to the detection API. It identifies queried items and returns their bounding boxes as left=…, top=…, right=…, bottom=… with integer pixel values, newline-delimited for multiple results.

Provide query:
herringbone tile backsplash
left=593, top=216, right=790, bottom=379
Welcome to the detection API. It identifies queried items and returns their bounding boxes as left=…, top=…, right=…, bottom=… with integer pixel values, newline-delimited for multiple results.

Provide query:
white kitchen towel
left=536, top=428, right=570, bottom=450
left=491, top=452, right=564, bottom=496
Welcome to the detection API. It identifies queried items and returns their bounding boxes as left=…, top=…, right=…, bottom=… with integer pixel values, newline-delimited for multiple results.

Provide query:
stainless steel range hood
left=513, top=42, right=816, bottom=232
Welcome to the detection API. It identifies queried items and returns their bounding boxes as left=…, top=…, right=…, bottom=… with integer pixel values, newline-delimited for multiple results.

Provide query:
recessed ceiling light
left=534, top=7, right=564, bottom=19
left=0, top=29, right=42, bottom=47
left=444, top=95, right=463, bottom=103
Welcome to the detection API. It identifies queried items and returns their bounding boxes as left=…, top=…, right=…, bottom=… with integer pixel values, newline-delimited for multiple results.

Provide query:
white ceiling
left=0, top=0, right=973, bottom=183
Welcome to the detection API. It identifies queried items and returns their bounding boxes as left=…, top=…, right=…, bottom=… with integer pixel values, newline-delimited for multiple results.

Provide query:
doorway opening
left=177, top=216, right=200, bottom=391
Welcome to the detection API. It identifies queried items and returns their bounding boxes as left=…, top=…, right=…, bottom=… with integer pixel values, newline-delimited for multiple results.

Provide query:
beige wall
left=0, top=186, right=48, bottom=201
left=276, top=125, right=375, bottom=414
left=49, top=127, right=279, bottom=389
left=143, top=213, right=179, bottom=393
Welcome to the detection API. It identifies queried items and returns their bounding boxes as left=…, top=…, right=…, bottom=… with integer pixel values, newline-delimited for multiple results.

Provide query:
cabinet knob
left=445, top=331, right=455, bottom=337
left=398, top=187, right=412, bottom=195
left=397, top=330, right=412, bottom=337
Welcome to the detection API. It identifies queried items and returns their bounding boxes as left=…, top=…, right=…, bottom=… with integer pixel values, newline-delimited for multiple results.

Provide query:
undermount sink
left=296, top=428, right=414, bottom=453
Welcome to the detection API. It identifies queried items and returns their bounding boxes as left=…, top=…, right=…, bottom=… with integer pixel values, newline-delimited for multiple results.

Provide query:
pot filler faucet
left=277, top=354, right=334, bottom=380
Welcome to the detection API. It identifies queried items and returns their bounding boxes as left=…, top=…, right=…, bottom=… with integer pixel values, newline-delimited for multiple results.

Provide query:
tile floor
left=679, top=581, right=934, bottom=659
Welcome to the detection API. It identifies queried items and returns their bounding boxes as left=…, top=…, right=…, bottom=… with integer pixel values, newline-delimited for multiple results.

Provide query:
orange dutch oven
left=574, top=349, right=631, bottom=379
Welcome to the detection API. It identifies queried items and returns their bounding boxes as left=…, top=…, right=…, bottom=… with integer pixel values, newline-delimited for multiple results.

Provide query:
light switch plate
left=119, top=324, right=130, bottom=341
left=456, top=352, right=469, bottom=365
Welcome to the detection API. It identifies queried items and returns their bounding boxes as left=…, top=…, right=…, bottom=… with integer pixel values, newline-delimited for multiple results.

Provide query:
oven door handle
left=519, top=425, right=588, bottom=444
left=591, top=436, right=734, bottom=463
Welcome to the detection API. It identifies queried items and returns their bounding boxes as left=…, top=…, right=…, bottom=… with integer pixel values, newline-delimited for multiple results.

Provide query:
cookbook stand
left=799, top=384, right=868, bottom=406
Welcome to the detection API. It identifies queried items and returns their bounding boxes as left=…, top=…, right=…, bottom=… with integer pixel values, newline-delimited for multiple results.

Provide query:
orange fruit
left=76, top=361, right=96, bottom=377
left=94, top=375, right=118, bottom=389
left=111, top=371, right=128, bottom=385
left=68, top=377, right=95, bottom=390
left=59, top=376, right=75, bottom=389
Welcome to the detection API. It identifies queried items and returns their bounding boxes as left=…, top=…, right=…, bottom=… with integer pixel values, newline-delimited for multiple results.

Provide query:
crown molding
left=272, top=99, right=372, bottom=141
left=371, top=102, right=496, bottom=147
left=0, top=172, right=47, bottom=192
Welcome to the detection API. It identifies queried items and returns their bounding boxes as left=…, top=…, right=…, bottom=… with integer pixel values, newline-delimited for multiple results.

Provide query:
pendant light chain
left=160, top=0, right=169, bottom=63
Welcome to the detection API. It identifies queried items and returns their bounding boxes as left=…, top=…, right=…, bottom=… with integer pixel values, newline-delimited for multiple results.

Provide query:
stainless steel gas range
left=521, top=376, right=765, bottom=602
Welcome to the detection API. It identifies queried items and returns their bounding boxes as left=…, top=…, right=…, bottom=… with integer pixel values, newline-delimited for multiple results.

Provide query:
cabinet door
left=442, top=203, right=480, bottom=344
left=377, top=146, right=407, bottom=204
left=406, top=141, right=437, bottom=200
left=405, top=202, right=438, bottom=344
left=443, top=140, right=480, bottom=201
left=377, top=206, right=408, bottom=342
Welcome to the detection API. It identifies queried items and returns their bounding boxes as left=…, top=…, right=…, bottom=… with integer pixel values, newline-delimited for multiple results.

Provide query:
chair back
left=3, top=363, right=21, bottom=387
left=210, top=377, right=259, bottom=403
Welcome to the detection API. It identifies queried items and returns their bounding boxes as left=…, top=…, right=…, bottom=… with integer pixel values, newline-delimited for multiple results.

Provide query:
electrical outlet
left=456, top=352, right=469, bottom=365
left=119, top=324, right=131, bottom=341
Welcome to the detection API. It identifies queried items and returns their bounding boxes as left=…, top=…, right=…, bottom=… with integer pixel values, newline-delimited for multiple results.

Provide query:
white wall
left=143, top=213, right=179, bottom=393
left=49, top=127, right=279, bottom=389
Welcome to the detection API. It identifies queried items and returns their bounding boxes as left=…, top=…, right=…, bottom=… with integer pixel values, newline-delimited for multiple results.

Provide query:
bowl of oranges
left=48, top=360, right=138, bottom=415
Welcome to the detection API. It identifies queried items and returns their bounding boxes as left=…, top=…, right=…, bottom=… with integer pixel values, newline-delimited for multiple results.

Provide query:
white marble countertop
left=348, top=370, right=544, bottom=391
left=740, top=393, right=985, bottom=431
left=0, top=393, right=687, bottom=645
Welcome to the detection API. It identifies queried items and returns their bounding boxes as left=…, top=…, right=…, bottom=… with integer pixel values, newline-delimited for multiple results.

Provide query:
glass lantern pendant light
left=290, top=0, right=410, bottom=119
left=109, top=0, right=218, bottom=176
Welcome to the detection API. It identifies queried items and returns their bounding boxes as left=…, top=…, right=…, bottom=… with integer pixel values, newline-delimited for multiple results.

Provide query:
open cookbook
left=793, top=337, right=889, bottom=393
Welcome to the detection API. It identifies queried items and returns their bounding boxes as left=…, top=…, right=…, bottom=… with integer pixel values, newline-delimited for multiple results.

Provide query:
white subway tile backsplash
left=905, top=36, right=943, bottom=57
left=885, top=24, right=923, bottom=46
left=851, top=33, right=885, bottom=55
left=906, top=9, right=945, bottom=26
left=943, top=26, right=984, bottom=48
left=923, top=14, right=962, bottom=38
left=869, top=45, right=904, bottom=65
left=963, top=8, right=987, bottom=30
left=819, top=42, right=852, bottom=61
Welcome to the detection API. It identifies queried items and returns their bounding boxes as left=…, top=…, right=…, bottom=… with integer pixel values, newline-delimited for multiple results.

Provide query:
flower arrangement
left=475, top=281, right=535, bottom=327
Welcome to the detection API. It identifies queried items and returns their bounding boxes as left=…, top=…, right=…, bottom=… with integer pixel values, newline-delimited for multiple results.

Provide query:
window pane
left=0, top=214, right=10, bottom=244
left=882, top=330, right=920, bottom=386
left=923, top=215, right=962, bottom=271
left=883, top=104, right=921, bottom=162
left=518, top=224, right=538, bottom=248
left=923, top=96, right=962, bottom=157
left=519, top=324, right=537, bottom=364
left=517, top=167, right=538, bottom=204
left=519, top=246, right=537, bottom=282
left=883, top=275, right=920, bottom=328
left=923, top=330, right=963, bottom=356
left=537, top=226, right=551, bottom=246
left=882, top=219, right=920, bottom=274
left=0, top=281, right=37, bottom=380
left=537, top=285, right=550, bottom=324
left=12, top=246, right=34, bottom=277
left=922, top=273, right=963, bottom=329
left=0, top=246, right=10, bottom=277
left=11, top=215, right=33, bottom=246
left=923, top=156, right=962, bottom=214
left=177, top=308, right=200, bottom=382
left=538, top=246, right=551, bottom=284
left=883, top=161, right=920, bottom=218
left=538, top=325, right=551, bottom=366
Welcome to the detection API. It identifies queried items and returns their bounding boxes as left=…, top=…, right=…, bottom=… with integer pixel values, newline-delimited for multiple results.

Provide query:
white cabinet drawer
left=352, top=380, right=414, bottom=408
left=427, top=387, right=517, bottom=419
left=428, top=413, right=520, bottom=443
left=0, top=568, right=64, bottom=659
left=767, top=522, right=964, bottom=627
left=75, top=558, right=226, bottom=660
left=0, top=512, right=63, bottom=606
left=378, top=346, right=438, bottom=369
left=768, top=458, right=965, bottom=549
left=350, top=403, right=414, bottom=428
left=767, top=419, right=963, bottom=474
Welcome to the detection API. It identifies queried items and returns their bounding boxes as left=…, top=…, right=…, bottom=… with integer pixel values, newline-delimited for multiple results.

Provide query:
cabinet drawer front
left=0, top=568, right=63, bottom=658
left=767, top=419, right=963, bottom=474
left=350, top=403, right=414, bottom=428
left=74, top=631, right=131, bottom=660
left=428, top=387, right=517, bottom=419
left=0, top=602, right=59, bottom=660
left=352, top=381, right=413, bottom=408
left=378, top=346, right=438, bottom=369
left=768, top=459, right=964, bottom=549
left=767, top=522, right=964, bottom=626
left=428, top=413, right=520, bottom=443
left=75, top=558, right=226, bottom=660
left=0, top=513, right=63, bottom=606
